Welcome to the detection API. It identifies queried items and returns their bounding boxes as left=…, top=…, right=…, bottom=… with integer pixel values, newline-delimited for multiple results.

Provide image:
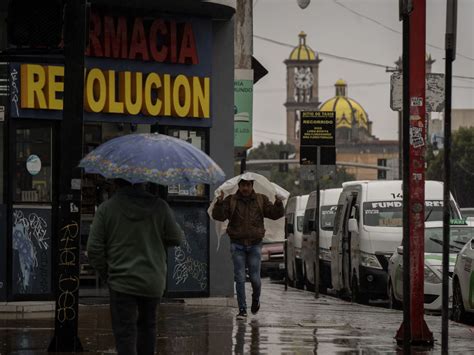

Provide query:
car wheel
left=295, top=258, right=305, bottom=290
left=388, top=279, right=402, bottom=310
left=452, top=279, right=468, bottom=323
left=351, top=273, right=368, bottom=304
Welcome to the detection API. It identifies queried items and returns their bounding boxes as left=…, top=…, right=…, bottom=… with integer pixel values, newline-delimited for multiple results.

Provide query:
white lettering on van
left=371, top=201, right=403, bottom=209
left=426, top=200, right=443, bottom=207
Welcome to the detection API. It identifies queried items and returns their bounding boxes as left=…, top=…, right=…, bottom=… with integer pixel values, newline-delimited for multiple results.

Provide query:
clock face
left=294, top=68, right=314, bottom=89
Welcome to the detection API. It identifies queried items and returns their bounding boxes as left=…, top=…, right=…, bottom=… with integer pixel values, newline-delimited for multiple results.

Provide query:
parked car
left=301, top=188, right=342, bottom=293
left=387, top=221, right=474, bottom=311
left=261, top=240, right=285, bottom=280
left=331, top=180, right=462, bottom=304
left=452, top=231, right=474, bottom=323
left=285, top=194, right=309, bottom=288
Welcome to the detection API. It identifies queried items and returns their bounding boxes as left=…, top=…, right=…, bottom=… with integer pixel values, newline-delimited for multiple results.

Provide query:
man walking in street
left=212, top=178, right=284, bottom=319
left=87, top=180, right=183, bottom=355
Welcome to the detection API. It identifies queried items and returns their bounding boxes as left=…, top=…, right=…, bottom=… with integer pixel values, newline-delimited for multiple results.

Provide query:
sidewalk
left=1, top=278, right=473, bottom=354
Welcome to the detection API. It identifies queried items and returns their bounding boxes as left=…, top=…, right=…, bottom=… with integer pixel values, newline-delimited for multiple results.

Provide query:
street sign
left=300, top=111, right=336, bottom=166
left=234, top=69, right=254, bottom=149
left=300, top=111, right=335, bottom=146
left=390, top=72, right=445, bottom=112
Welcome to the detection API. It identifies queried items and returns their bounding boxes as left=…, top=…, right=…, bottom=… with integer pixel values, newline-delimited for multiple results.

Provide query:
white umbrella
left=207, top=172, right=290, bottom=250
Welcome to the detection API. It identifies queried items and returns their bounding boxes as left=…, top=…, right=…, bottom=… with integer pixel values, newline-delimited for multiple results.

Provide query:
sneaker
left=251, top=299, right=260, bottom=315
left=236, top=309, right=247, bottom=320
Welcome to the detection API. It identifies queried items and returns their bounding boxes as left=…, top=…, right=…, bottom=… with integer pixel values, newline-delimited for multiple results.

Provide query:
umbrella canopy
left=79, top=133, right=225, bottom=185
left=207, top=172, right=290, bottom=249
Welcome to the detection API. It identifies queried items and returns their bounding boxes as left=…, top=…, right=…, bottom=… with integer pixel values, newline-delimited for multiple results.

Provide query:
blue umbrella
left=79, top=133, right=225, bottom=185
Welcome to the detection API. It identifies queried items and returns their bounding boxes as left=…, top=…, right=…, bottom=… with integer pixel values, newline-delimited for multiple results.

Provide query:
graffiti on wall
left=168, top=206, right=208, bottom=293
left=173, top=232, right=208, bottom=290
left=12, top=208, right=51, bottom=294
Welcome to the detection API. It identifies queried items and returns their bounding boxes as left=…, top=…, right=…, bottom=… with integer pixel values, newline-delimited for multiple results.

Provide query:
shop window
left=166, top=128, right=207, bottom=199
left=14, top=127, right=52, bottom=203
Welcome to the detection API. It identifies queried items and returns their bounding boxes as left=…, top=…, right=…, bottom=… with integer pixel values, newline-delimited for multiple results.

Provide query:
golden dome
left=319, top=80, right=368, bottom=130
left=289, top=31, right=317, bottom=61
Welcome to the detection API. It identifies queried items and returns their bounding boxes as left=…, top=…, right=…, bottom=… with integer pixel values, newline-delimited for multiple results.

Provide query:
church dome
left=289, top=31, right=317, bottom=60
left=319, top=79, right=368, bottom=130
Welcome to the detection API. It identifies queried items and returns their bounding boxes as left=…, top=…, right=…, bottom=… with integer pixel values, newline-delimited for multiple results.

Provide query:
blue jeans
left=230, top=242, right=262, bottom=311
left=109, top=288, right=160, bottom=355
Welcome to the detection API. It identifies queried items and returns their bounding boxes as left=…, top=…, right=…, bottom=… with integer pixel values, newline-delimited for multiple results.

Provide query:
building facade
left=0, top=0, right=236, bottom=302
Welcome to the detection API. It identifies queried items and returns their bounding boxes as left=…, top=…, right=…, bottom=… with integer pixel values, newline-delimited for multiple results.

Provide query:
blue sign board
left=9, top=14, right=212, bottom=127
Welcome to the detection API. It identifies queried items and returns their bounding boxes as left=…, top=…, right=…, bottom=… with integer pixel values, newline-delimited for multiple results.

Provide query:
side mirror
left=287, top=224, right=294, bottom=234
left=348, top=218, right=358, bottom=233
left=397, top=246, right=403, bottom=255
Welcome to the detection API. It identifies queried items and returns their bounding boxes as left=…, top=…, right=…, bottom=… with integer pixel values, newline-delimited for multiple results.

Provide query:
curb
left=0, top=298, right=238, bottom=314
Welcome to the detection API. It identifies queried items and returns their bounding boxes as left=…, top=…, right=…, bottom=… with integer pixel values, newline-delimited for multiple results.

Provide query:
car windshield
left=321, top=205, right=338, bottom=231
left=363, top=200, right=459, bottom=227
left=296, top=216, right=304, bottom=232
left=424, top=227, right=474, bottom=253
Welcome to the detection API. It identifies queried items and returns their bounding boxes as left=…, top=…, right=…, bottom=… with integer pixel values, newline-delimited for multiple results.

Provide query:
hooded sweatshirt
left=87, top=186, right=183, bottom=297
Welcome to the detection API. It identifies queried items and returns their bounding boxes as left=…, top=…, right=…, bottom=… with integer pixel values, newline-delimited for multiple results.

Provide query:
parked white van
left=285, top=194, right=309, bottom=288
left=301, top=188, right=342, bottom=292
left=330, top=180, right=462, bottom=304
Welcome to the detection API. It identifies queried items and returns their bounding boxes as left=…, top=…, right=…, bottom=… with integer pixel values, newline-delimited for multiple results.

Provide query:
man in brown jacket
left=212, top=178, right=284, bottom=319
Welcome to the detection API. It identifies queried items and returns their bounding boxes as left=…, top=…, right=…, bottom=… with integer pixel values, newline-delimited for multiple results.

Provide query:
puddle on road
left=231, top=317, right=390, bottom=354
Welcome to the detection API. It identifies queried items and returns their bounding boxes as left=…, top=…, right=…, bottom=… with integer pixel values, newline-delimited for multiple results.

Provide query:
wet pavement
left=1, top=278, right=473, bottom=354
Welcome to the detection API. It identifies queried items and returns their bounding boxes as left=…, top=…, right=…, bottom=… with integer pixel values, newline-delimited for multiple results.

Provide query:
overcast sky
left=252, top=0, right=474, bottom=145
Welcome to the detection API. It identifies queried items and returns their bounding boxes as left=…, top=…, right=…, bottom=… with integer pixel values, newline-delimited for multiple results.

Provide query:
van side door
left=331, top=202, right=344, bottom=291
left=347, top=192, right=361, bottom=287
left=342, top=192, right=358, bottom=291
left=331, top=190, right=352, bottom=292
left=302, top=193, right=317, bottom=285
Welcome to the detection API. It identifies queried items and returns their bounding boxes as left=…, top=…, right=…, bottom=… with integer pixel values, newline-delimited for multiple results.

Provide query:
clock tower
left=284, top=32, right=321, bottom=149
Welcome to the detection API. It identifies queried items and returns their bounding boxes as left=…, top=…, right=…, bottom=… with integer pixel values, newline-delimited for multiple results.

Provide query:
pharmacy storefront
left=0, top=1, right=235, bottom=302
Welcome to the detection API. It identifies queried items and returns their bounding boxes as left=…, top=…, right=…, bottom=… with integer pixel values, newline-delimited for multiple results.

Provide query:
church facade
left=284, top=32, right=399, bottom=180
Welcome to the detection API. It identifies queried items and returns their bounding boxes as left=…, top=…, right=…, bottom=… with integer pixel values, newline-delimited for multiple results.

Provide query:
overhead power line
left=254, top=34, right=394, bottom=70
left=333, top=0, right=474, bottom=62
left=254, top=34, right=474, bottom=80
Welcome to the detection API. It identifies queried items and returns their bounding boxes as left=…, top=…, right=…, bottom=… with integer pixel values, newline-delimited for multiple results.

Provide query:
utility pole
left=396, top=0, right=433, bottom=348
left=407, top=0, right=433, bottom=346
left=442, top=1, right=457, bottom=353
left=234, top=0, right=253, bottom=173
left=395, top=4, right=412, bottom=349
left=48, top=0, right=86, bottom=351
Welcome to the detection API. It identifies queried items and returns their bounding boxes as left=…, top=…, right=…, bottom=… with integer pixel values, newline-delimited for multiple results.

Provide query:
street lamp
left=297, top=0, right=310, bottom=9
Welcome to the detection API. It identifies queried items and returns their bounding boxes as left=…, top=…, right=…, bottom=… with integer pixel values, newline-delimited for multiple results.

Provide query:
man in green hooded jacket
left=87, top=181, right=183, bottom=355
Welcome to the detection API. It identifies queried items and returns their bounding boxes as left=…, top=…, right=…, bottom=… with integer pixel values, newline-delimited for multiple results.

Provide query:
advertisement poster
left=234, top=69, right=254, bottom=149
